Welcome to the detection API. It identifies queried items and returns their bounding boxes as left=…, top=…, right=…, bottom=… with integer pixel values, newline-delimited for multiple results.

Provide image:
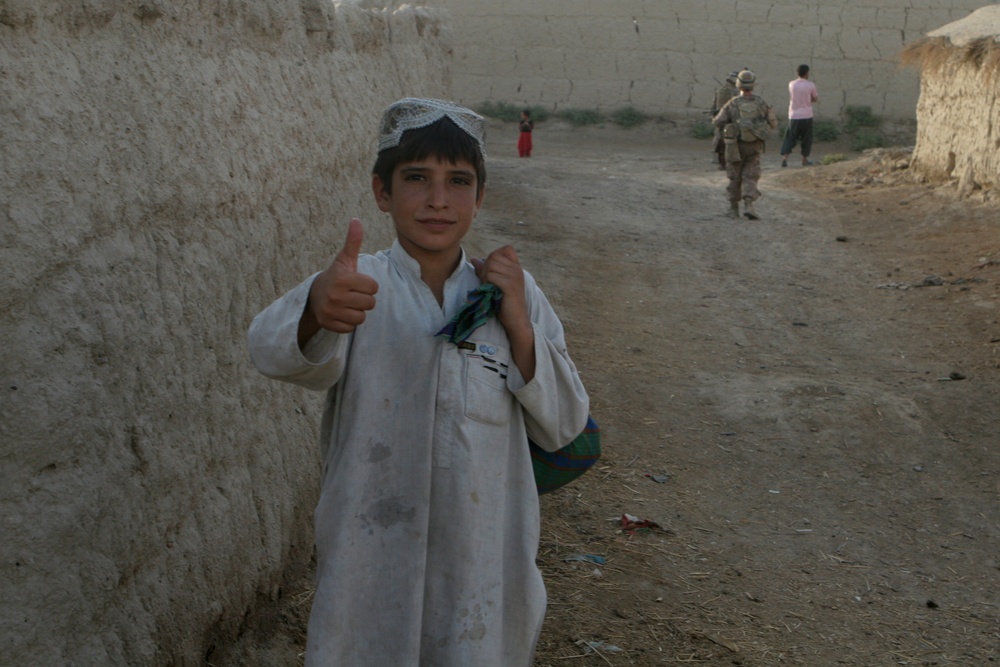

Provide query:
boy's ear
left=372, top=174, right=391, bottom=212
left=474, top=185, right=485, bottom=215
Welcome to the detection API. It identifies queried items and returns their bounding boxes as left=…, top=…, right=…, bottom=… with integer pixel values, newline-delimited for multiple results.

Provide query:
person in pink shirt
left=780, top=64, right=819, bottom=167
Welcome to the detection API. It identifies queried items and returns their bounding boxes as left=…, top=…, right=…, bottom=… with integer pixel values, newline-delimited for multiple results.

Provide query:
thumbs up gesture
left=298, top=218, right=379, bottom=347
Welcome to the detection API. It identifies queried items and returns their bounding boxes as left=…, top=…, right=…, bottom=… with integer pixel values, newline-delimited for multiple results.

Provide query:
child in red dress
left=517, top=108, right=534, bottom=157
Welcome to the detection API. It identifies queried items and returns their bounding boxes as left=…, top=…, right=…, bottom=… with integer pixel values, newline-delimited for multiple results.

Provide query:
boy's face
left=373, top=155, right=484, bottom=263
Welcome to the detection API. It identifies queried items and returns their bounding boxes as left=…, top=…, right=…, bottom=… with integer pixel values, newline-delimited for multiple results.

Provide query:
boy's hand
left=298, top=218, right=379, bottom=348
left=472, top=246, right=528, bottom=329
left=472, top=245, right=536, bottom=380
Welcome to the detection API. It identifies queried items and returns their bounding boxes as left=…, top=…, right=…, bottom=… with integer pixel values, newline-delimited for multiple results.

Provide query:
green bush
left=477, top=102, right=551, bottom=123
left=611, top=106, right=647, bottom=128
left=813, top=119, right=840, bottom=142
left=477, top=100, right=522, bottom=122
left=844, top=105, right=881, bottom=130
left=557, top=108, right=603, bottom=126
left=851, top=129, right=884, bottom=152
left=692, top=121, right=715, bottom=140
left=525, top=105, right=551, bottom=122
left=822, top=153, right=847, bottom=165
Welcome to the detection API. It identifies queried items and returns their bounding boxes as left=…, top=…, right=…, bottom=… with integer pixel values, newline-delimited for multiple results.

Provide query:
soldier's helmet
left=726, top=70, right=740, bottom=83
left=737, top=69, right=756, bottom=90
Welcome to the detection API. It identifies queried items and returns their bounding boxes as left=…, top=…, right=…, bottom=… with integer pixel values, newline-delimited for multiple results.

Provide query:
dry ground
left=221, top=120, right=999, bottom=666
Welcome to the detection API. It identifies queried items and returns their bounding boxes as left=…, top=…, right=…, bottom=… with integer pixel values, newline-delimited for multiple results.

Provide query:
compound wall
left=0, top=1, right=450, bottom=664
left=432, top=0, right=997, bottom=121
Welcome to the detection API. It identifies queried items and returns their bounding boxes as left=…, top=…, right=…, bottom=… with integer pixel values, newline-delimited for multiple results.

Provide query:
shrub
left=813, top=120, right=840, bottom=142
left=844, top=105, right=881, bottom=130
left=611, top=106, right=647, bottom=128
left=477, top=102, right=551, bottom=123
left=692, top=121, right=715, bottom=139
left=477, top=100, right=522, bottom=122
left=527, top=105, right=551, bottom=122
left=851, top=129, right=885, bottom=151
left=822, top=153, right=847, bottom=165
left=557, top=108, right=603, bottom=126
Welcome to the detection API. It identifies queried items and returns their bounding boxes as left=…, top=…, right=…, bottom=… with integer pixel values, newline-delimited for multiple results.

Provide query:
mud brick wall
left=907, top=6, right=1000, bottom=190
left=432, top=0, right=994, bottom=121
left=0, top=1, right=450, bottom=664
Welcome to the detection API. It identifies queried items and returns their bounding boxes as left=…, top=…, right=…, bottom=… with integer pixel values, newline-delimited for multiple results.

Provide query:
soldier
left=711, top=71, right=740, bottom=170
left=712, top=69, right=778, bottom=219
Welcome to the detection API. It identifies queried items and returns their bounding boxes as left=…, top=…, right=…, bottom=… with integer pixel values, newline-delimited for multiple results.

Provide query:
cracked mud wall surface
left=432, top=0, right=992, bottom=120
left=912, top=62, right=1000, bottom=187
left=0, top=1, right=450, bottom=664
left=908, top=6, right=1000, bottom=189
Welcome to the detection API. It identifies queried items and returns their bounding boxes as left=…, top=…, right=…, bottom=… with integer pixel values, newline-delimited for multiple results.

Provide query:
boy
left=780, top=64, right=819, bottom=167
left=247, top=97, right=590, bottom=666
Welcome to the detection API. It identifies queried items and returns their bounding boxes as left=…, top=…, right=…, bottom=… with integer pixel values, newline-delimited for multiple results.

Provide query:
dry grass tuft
left=901, top=35, right=1000, bottom=79
left=899, top=36, right=951, bottom=70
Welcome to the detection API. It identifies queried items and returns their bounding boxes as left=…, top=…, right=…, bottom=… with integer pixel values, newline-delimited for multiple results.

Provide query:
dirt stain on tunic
left=359, top=496, right=417, bottom=532
left=367, top=441, right=392, bottom=463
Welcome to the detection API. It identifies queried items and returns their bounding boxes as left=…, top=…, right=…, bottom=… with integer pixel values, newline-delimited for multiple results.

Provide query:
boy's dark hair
left=797, top=64, right=810, bottom=77
left=372, top=117, right=486, bottom=197
left=522, top=108, right=531, bottom=116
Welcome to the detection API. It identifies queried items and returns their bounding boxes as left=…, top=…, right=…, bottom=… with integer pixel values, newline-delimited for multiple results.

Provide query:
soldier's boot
left=728, top=201, right=741, bottom=218
left=743, top=197, right=759, bottom=220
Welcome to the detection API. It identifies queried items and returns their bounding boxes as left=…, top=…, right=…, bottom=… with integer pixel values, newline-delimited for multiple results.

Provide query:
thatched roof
left=900, top=5, right=1000, bottom=73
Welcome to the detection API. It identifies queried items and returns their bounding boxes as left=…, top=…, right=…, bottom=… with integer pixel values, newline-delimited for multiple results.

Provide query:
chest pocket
left=462, top=340, right=513, bottom=426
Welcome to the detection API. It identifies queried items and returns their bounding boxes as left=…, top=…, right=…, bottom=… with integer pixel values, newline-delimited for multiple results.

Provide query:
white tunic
left=248, top=241, right=590, bottom=666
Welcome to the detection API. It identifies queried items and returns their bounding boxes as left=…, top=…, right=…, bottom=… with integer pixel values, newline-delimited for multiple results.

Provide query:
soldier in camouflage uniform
left=712, top=70, right=778, bottom=219
left=711, top=71, right=740, bottom=170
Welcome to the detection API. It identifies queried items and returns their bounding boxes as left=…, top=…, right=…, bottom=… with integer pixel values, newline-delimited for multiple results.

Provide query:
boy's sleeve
left=508, top=271, right=590, bottom=452
left=247, top=273, right=351, bottom=392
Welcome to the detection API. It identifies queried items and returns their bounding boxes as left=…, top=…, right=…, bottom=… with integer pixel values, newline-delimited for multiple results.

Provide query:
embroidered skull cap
left=377, top=97, right=487, bottom=157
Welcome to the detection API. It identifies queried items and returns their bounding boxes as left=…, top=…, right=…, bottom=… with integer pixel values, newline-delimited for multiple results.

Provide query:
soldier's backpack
left=733, top=96, right=771, bottom=142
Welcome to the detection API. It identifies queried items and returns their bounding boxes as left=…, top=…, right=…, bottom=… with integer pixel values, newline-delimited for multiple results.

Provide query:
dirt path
left=473, top=121, right=999, bottom=666
left=221, top=121, right=998, bottom=666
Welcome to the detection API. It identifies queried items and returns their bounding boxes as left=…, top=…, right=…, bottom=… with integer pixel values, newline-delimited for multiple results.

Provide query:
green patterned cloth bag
left=529, top=415, right=601, bottom=494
